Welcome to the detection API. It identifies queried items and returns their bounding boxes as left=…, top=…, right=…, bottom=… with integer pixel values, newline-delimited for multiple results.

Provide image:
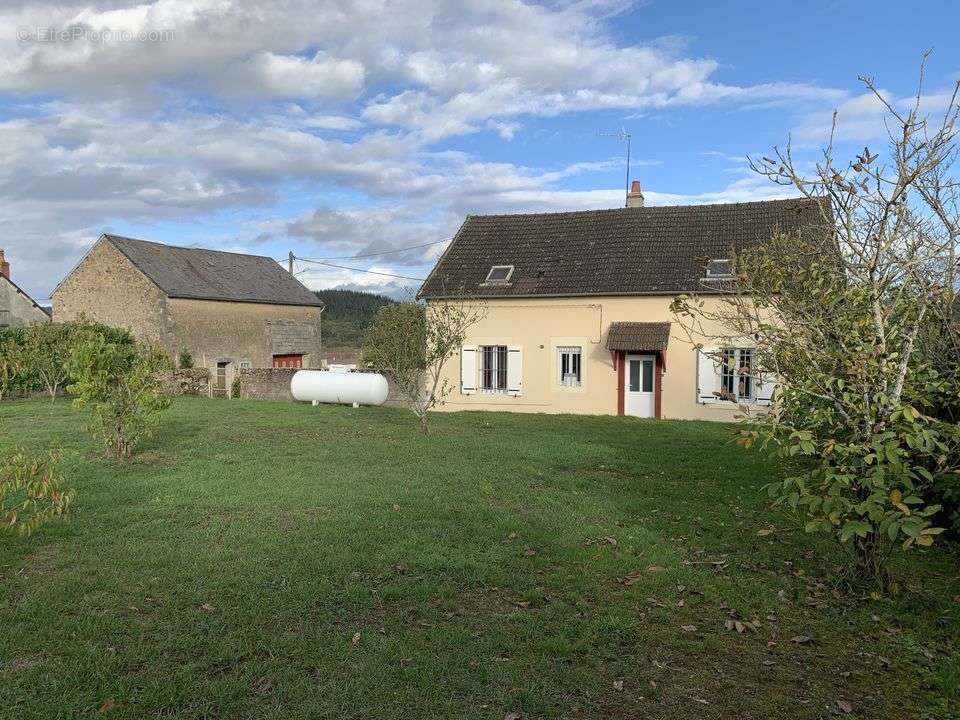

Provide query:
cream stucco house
left=418, top=184, right=821, bottom=421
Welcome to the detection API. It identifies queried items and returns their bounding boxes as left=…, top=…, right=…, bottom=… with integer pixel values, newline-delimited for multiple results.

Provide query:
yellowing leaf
left=889, top=489, right=910, bottom=515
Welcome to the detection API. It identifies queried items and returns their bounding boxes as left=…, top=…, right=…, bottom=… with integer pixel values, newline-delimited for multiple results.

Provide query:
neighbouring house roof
left=103, top=235, right=323, bottom=307
left=606, top=321, right=672, bottom=352
left=418, top=197, right=824, bottom=299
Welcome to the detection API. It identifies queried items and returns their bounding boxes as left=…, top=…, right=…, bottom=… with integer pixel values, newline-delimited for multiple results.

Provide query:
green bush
left=67, top=333, right=171, bottom=460
left=1, top=448, right=73, bottom=536
left=0, top=321, right=134, bottom=401
left=178, top=348, right=194, bottom=369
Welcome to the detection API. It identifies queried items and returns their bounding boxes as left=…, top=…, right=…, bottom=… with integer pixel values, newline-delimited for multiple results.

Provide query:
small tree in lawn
left=24, top=322, right=77, bottom=401
left=68, top=334, right=172, bottom=460
left=1, top=448, right=73, bottom=536
left=671, top=58, right=960, bottom=586
left=363, top=298, right=485, bottom=434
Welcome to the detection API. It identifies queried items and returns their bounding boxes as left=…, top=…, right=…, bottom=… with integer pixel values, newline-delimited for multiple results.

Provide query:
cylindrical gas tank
left=290, top=370, right=389, bottom=406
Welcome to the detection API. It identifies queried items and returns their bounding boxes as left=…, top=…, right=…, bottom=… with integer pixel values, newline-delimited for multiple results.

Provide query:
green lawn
left=1, top=398, right=957, bottom=719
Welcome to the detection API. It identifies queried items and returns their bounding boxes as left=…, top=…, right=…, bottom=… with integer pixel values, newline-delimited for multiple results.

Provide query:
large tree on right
left=673, top=57, right=960, bottom=586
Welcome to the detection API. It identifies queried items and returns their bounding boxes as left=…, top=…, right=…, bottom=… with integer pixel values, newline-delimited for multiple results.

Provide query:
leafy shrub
left=0, top=321, right=134, bottom=401
left=178, top=348, right=194, bottom=369
left=1, top=448, right=73, bottom=536
left=67, top=333, right=172, bottom=460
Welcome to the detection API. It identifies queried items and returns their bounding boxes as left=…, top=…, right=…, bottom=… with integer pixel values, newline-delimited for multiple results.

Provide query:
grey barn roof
left=104, top=235, right=323, bottom=307
left=418, top=197, right=824, bottom=298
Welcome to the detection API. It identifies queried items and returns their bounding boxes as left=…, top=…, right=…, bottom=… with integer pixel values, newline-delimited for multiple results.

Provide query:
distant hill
left=314, top=289, right=396, bottom=350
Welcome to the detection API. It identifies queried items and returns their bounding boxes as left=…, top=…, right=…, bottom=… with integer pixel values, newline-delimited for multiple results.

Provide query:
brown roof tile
left=606, top=321, right=672, bottom=351
left=418, top=197, right=823, bottom=298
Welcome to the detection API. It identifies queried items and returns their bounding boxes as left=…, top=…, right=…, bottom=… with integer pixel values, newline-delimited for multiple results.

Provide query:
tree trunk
left=419, top=413, right=429, bottom=435
left=853, top=532, right=890, bottom=590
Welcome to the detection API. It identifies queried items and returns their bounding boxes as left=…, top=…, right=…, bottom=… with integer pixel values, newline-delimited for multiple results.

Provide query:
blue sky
left=1, top=0, right=958, bottom=301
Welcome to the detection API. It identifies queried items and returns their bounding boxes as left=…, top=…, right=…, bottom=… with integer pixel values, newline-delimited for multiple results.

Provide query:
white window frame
left=557, top=346, right=582, bottom=387
left=0, top=309, right=10, bottom=327
left=479, top=345, right=508, bottom=393
left=484, top=265, right=514, bottom=284
left=720, top=347, right=756, bottom=402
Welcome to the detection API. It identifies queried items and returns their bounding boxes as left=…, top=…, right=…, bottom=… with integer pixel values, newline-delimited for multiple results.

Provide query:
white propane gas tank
left=290, top=370, right=389, bottom=406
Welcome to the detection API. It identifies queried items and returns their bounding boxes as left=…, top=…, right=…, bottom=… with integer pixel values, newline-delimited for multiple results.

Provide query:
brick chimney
left=626, top=180, right=644, bottom=208
left=0, top=249, right=9, bottom=279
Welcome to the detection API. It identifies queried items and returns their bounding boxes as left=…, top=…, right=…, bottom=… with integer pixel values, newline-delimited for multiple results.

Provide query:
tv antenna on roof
left=598, top=126, right=632, bottom=203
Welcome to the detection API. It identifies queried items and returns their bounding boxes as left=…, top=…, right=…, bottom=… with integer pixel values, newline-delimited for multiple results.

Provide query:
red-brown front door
left=272, top=354, right=303, bottom=368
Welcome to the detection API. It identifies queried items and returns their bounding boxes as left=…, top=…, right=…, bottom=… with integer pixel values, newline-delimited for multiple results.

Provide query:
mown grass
left=0, top=398, right=957, bottom=719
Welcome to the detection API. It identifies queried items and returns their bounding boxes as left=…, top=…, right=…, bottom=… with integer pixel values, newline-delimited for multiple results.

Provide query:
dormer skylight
left=705, top=259, right=733, bottom=278
left=485, top=265, right=514, bottom=283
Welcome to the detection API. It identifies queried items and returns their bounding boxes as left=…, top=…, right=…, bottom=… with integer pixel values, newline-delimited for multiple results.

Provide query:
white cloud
left=218, top=51, right=364, bottom=100
left=0, top=0, right=853, bottom=299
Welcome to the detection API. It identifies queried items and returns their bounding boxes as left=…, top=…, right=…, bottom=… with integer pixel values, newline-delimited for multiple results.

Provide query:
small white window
left=557, top=346, right=582, bottom=387
left=480, top=345, right=508, bottom=393
left=239, top=360, right=251, bottom=369
left=485, top=265, right=514, bottom=283
left=706, top=259, right=733, bottom=278
left=0, top=310, right=10, bottom=327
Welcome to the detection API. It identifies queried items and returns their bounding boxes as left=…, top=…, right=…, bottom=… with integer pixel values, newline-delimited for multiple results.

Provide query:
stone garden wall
left=238, top=368, right=297, bottom=401
left=157, top=368, right=210, bottom=396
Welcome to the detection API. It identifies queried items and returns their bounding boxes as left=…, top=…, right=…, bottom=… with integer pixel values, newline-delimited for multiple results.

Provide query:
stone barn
left=53, top=235, right=323, bottom=394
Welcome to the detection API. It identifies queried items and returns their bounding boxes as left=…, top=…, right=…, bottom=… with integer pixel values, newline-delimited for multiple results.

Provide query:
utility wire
left=298, top=236, right=451, bottom=261
left=294, top=257, right=426, bottom=281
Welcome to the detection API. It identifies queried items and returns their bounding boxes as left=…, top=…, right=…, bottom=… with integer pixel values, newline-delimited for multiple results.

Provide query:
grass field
left=1, top=398, right=957, bottom=719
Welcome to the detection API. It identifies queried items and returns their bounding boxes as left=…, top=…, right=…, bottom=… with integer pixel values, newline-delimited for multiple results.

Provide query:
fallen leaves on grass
left=724, top=619, right=761, bottom=633
left=198, top=603, right=216, bottom=613
left=504, top=713, right=521, bottom=720
left=613, top=680, right=624, bottom=692
left=681, top=624, right=697, bottom=632
left=756, top=527, right=775, bottom=536
left=836, top=699, right=853, bottom=714
left=351, top=632, right=361, bottom=645
left=790, top=635, right=813, bottom=644
left=618, top=570, right=643, bottom=586
left=98, top=699, right=115, bottom=713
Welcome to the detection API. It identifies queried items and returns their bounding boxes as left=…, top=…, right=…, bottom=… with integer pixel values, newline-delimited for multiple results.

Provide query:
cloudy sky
left=2, top=0, right=958, bottom=302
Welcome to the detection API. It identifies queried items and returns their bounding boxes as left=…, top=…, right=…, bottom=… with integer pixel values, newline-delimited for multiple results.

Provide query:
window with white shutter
left=460, top=346, right=477, bottom=394
left=507, top=346, right=523, bottom=396
left=697, top=347, right=720, bottom=404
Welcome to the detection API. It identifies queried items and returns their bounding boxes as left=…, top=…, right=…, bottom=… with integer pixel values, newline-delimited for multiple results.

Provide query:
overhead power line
left=294, top=256, right=426, bottom=281
left=299, top=236, right=451, bottom=261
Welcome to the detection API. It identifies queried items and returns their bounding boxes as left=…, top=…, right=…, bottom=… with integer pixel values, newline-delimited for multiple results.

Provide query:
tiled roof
left=418, top=197, right=824, bottom=298
left=104, top=235, right=323, bottom=307
left=606, top=321, right=672, bottom=351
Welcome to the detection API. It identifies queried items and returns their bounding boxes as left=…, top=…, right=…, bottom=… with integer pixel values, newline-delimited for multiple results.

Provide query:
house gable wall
left=0, top=277, right=49, bottom=326
left=52, top=239, right=171, bottom=344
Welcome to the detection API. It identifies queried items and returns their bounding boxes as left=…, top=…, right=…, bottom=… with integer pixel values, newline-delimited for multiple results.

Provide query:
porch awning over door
left=606, top=322, right=671, bottom=352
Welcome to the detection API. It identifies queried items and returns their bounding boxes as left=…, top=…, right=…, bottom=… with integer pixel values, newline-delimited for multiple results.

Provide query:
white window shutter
left=755, top=369, right=779, bottom=406
left=461, top=346, right=477, bottom=394
left=697, top=347, right=719, bottom=404
left=507, top=346, right=523, bottom=396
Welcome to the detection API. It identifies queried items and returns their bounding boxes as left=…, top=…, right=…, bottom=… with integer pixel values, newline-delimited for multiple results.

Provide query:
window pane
left=642, top=360, right=654, bottom=392
left=496, top=346, right=507, bottom=389
left=629, top=360, right=640, bottom=392
left=738, top=349, right=753, bottom=399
